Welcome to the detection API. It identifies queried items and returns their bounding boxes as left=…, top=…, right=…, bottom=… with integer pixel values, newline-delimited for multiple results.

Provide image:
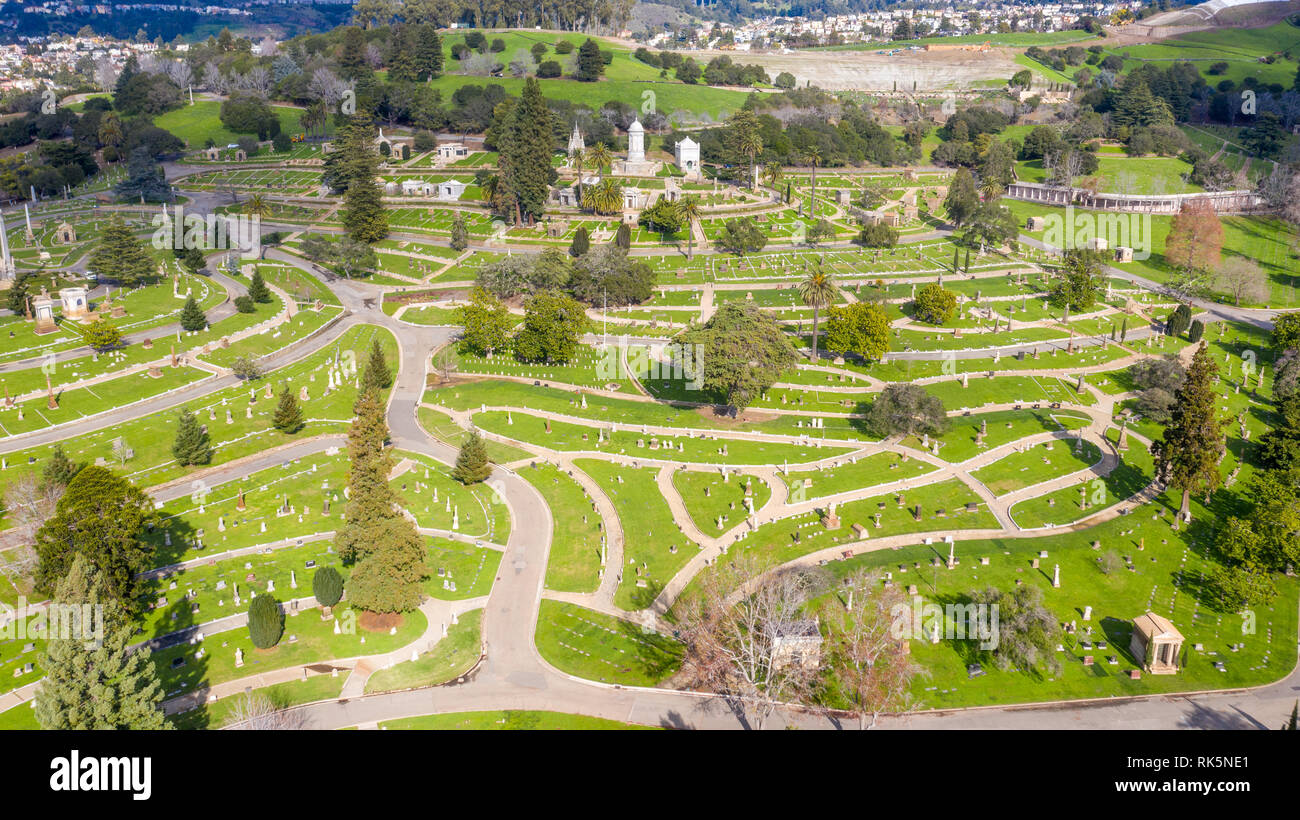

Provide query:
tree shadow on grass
left=613, top=614, right=684, bottom=686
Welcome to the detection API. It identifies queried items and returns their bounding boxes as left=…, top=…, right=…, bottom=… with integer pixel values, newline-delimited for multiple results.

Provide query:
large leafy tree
left=36, top=554, right=169, bottom=730
left=1152, top=342, right=1226, bottom=522
left=943, top=167, right=980, bottom=227
left=724, top=108, right=763, bottom=188
left=34, top=465, right=157, bottom=605
left=458, top=287, right=513, bottom=355
left=680, top=302, right=796, bottom=414
left=1049, top=249, right=1105, bottom=312
left=514, top=290, right=588, bottom=364
left=913, top=282, right=958, bottom=325
left=823, top=303, right=891, bottom=362
left=866, top=383, right=947, bottom=438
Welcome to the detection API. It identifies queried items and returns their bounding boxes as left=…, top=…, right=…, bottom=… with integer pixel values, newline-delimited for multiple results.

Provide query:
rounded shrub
left=312, top=566, right=344, bottom=608
left=247, top=594, right=284, bottom=649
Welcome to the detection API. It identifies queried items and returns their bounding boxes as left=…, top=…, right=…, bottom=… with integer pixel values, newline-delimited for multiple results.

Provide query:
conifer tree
left=42, top=444, right=82, bottom=488
left=453, top=431, right=491, bottom=485
left=1153, top=342, right=1226, bottom=522
left=90, top=214, right=156, bottom=286
left=179, top=295, right=207, bottom=331
left=498, top=77, right=557, bottom=225
left=361, top=337, right=392, bottom=393
left=172, top=408, right=213, bottom=465
left=247, top=268, right=272, bottom=303
left=569, top=224, right=590, bottom=257
left=273, top=385, right=304, bottom=433
left=334, top=389, right=397, bottom=563
left=450, top=212, right=469, bottom=251
left=247, top=593, right=284, bottom=648
left=614, top=222, right=631, bottom=250
left=36, top=554, right=169, bottom=730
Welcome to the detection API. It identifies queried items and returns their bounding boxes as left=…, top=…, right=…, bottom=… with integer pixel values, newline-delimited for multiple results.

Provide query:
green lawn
left=154, top=101, right=306, bottom=148
left=521, top=462, right=604, bottom=594
left=365, top=609, right=482, bottom=693
left=535, top=600, right=682, bottom=687
left=380, top=709, right=654, bottom=730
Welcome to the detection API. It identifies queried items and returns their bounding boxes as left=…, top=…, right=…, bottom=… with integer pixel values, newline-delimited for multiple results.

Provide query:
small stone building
left=1130, top=612, right=1184, bottom=675
left=769, top=618, right=823, bottom=670
left=59, top=286, right=89, bottom=321
left=54, top=222, right=77, bottom=245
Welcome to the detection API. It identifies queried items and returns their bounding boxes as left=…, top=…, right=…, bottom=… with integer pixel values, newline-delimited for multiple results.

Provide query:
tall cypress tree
left=172, top=408, right=213, bottom=465
left=1153, top=342, right=1227, bottom=522
left=453, top=431, right=491, bottom=484
left=499, top=77, right=557, bottom=225
left=569, top=225, right=590, bottom=257
left=179, top=295, right=207, bottom=331
left=334, top=389, right=397, bottom=563
left=361, top=338, right=392, bottom=393
left=614, top=222, right=631, bottom=250
left=36, top=554, right=169, bottom=730
left=273, top=385, right=304, bottom=433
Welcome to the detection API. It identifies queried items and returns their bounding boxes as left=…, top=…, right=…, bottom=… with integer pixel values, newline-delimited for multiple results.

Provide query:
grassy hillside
left=154, top=100, right=306, bottom=147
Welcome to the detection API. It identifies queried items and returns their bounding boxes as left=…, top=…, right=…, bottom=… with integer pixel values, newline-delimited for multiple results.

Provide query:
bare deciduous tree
left=163, top=59, right=193, bottom=91
left=224, top=691, right=307, bottom=730
left=677, top=557, right=821, bottom=730
left=307, top=67, right=348, bottom=108
left=825, top=570, right=921, bottom=729
left=4, top=474, right=63, bottom=546
left=1215, top=258, right=1270, bottom=306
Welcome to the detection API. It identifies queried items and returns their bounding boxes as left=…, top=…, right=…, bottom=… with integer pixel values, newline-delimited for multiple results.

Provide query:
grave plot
left=808, top=509, right=1298, bottom=709
left=781, top=451, right=938, bottom=500
left=151, top=596, right=428, bottom=699
left=970, top=437, right=1105, bottom=497
left=573, top=459, right=699, bottom=611
left=520, top=462, right=604, bottom=594
left=903, top=408, right=1092, bottom=464
left=197, top=300, right=345, bottom=369
left=1010, top=432, right=1155, bottom=528
left=474, top=410, right=855, bottom=467
left=415, top=406, right=532, bottom=465
left=922, top=374, right=1099, bottom=412
left=364, top=608, right=483, bottom=694
left=534, top=600, right=682, bottom=687
left=0, top=324, right=398, bottom=490
left=424, top=539, right=500, bottom=601
left=671, top=469, right=772, bottom=538
left=450, top=344, right=637, bottom=394
left=0, top=614, right=46, bottom=696
left=388, top=450, right=511, bottom=544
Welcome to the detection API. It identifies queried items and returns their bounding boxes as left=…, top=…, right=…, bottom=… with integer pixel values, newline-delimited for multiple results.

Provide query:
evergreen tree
left=361, top=338, right=392, bottom=393
left=576, top=38, right=603, bottom=81
left=345, top=517, right=427, bottom=613
left=179, top=295, right=207, bottom=331
left=36, top=554, right=169, bottom=730
left=1167, top=303, right=1193, bottom=337
left=453, top=431, right=491, bottom=484
left=273, top=385, right=304, bottom=433
left=1153, top=342, right=1226, bottom=522
left=35, top=466, right=156, bottom=604
left=334, top=389, right=397, bottom=564
left=172, top=408, right=213, bottom=466
left=412, top=23, right=444, bottom=80
left=569, top=224, right=590, bottom=257
left=42, top=444, right=83, bottom=488
left=90, top=214, right=155, bottom=286
left=344, top=174, right=389, bottom=243
left=450, top=212, right=469, bottom=251
left=247, top=268, right=272, bottom=303
left=498, top=77, right=557, bottom=225
left=248, top=594, right=284, bottom=648
left=312, top=566, right=344, bottom=607
left=614, top=222, right=631, bottom=250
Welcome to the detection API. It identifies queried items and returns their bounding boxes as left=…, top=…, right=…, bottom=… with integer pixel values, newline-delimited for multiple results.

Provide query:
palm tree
left=570, top=146, right=586, bottom=201
left=243, top=193, right=269, bottom=218
left=979, top=178, right=1004, bottom=200
left=585, top=143, right=613, bottom=176
left=582, top=177, right=622, bottom=215
left=799, top=268, right=836, bottom=361
left=677, top=195, right=702, bottom=259
left=762, top=161, right=783, bottom=192
left=97, top=111, right=123, bottom=163
left=805, top=146, right=823, bottom=216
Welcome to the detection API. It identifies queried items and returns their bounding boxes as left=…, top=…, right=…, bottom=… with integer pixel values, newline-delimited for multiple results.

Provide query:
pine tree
left=1153, top=342, right=1226, bottom=522
left=273, top=385, right=304, bottom=433
left=90, top=214, right=156, bottom=286
left=576, top=38, right=603, bottom=81
left=172, top=408, right=213, bottom=465
left=343, top=175, right=389, bottom=243
left=36, top=554, right=169, bottom=730
left=569, top=224, right=590, bottom=257
left=453, top=431, right=491, bottom=485
left=412, top=24, right=444, bottom=80
left=42, top=444, right=82, bottom=488
left=247, top=268, right=272, bottom=303
left=179, top=295, right=207, bottom=331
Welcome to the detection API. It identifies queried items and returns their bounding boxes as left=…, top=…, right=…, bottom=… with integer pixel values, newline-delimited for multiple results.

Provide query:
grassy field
left=154, top=101, right=306, bottom=148
left=521, top=462, right=604, bottom=594
left=535, top=599, right=682, bottom=686
left=365, top=609, right=482, bottom=693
